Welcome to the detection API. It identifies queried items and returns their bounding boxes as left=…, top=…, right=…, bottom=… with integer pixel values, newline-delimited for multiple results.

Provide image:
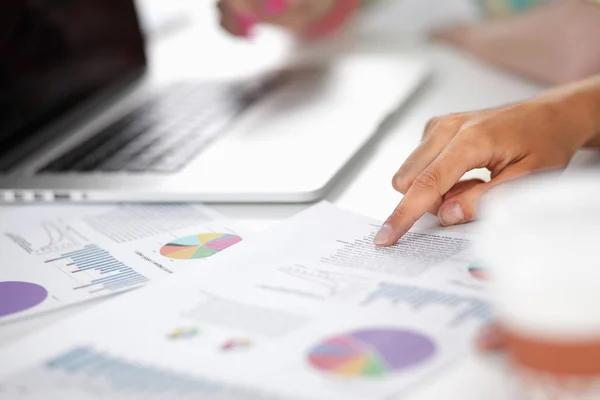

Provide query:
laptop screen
left=0, top=0, right=146, bottom=163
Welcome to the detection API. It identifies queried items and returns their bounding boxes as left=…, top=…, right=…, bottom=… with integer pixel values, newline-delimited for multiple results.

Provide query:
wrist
left=577, top=78, right=600, bottom=147
left=542, top=76, right=600, bottom=148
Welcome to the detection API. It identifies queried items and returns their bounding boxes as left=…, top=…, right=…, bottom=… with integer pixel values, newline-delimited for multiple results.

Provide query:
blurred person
left=217, top=0, right=600, bottom=85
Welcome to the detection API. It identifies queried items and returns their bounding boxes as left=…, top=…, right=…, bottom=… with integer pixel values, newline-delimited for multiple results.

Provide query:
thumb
left=437, top=165, right=532, bottom=227
left=437, top=178, right=485, bottom=226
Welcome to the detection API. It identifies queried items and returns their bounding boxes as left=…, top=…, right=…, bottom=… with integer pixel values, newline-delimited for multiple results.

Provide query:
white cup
left=479, top=171, right=600, bottom=399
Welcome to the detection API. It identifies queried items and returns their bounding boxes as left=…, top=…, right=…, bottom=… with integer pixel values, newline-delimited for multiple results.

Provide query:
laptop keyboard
left=40, top=83, right=258, bottom=174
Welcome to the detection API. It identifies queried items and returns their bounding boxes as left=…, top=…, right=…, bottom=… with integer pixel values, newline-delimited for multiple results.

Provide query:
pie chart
left=0, top=281, right=48, bottom=318
left=160, top=233, right=242, bottom=260
left=468, top=263, right=489, bottom=281
left=307, top=328, right=435, bottom=378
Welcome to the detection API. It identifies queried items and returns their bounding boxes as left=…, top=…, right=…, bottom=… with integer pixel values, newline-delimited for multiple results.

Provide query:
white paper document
left=0, top=204, right=247, bottom=323
left=0, top=202, right=490, bottom=400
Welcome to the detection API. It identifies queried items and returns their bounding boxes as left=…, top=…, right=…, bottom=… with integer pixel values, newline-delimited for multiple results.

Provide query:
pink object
left=205, top=235, right=242, bottom=251
left=305, top=0, right=360, bottom=38
left=238, top=12, right=258, bottom=37
left=265, top=0, right=288, bottom=15
left=237, top=0, right=287, bottom=38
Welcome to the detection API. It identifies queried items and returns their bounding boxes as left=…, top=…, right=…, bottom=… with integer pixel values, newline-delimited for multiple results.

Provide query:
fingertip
left=438, top=202, right=466, bottom=227
left=373, top=223, right=394, bottom=246
left=438, top=180, right=486, bottom=226
left=373, top=221, right=410, bottom=247
left=391, top=174, right=409, bottom=194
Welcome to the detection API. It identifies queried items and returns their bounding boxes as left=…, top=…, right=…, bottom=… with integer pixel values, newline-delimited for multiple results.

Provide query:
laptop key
left=39, top=81, right=264, bottom=174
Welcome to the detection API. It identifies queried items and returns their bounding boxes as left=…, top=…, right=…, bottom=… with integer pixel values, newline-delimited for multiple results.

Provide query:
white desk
left=2, top=2, right=598, bottom=398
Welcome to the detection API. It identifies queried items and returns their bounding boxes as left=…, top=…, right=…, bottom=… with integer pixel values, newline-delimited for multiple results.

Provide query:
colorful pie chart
left=307, top=328, right=436, bottom=378
left=468, top=263, right=489, bottom=281
left=160, top=233, right=242, bottom=260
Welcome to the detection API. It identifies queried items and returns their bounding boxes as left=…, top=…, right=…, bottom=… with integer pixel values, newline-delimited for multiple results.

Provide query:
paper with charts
left=0, top=202, right=491, bottom=400
left=0, top=204, right=247, bottom=323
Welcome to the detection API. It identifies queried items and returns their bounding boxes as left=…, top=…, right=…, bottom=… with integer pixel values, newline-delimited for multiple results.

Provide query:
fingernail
left=265, top=0, right=287, bottom=15
left=374, top=223, right=393, bottom=246
left=238, top=12, right=258, bottom=37
left=439, top=203, right=464, bottom=226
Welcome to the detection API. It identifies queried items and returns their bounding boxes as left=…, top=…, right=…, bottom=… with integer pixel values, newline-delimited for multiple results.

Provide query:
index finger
left=374, top=136, right=489, bottom=246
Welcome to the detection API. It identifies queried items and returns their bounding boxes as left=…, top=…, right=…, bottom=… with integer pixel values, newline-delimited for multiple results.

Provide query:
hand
left=218, top=0, right=335, bottom=37
left=432, top=0, right=600, bottom=84
left=373, top=76, right=600, bottom=247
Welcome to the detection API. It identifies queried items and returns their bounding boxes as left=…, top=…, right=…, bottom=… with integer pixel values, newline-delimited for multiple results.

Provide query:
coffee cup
left=479, top=172, right=600, bottom=399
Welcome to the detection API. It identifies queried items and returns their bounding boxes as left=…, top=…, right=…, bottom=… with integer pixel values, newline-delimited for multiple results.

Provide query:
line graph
left=4, top=222, right=82, bottom=256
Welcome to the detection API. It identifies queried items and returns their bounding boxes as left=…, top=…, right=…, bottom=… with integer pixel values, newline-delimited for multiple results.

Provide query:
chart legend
left=160, top=233, right=242, bottom=260
left=308, top=329, right=436, bottom=378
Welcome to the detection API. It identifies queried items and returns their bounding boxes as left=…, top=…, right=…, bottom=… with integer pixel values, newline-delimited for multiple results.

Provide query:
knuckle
left=458, top=121, right=484, bottom=139
left=424, top=114, right=465, bottom=140
left=414, top=168, right=443, bottom=193
left=457, top=122, right=494, bottom=152
left=438, top=114, right=465, bottom=128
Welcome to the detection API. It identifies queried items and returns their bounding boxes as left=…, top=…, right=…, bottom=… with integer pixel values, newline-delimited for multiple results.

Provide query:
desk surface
left=1, top=2, right=596, bottom=399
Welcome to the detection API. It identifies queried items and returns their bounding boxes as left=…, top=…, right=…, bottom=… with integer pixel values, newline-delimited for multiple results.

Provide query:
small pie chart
left=307, top=328, right=436, bottom=378
left=0, top=281, right=48, bottom=318
left=160, top=233, right=242, bottom=260
left=468, top=263, right=489, bottom=281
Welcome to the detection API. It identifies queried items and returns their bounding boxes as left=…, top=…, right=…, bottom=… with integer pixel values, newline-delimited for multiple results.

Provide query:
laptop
left=0, top=0, right=427, bottom=203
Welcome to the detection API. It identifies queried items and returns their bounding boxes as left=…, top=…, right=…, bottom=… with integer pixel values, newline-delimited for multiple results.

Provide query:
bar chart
left=362, top=282, right=492, bottom=326
left=45, top=244, right=149, bottom=293
left=0, top=347, right=285, bottom=400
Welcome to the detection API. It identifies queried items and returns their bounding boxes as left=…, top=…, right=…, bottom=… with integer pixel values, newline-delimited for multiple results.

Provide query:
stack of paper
left=0, top=204, right=247, bottom=323
left=0, top=202, right=490, bottom=399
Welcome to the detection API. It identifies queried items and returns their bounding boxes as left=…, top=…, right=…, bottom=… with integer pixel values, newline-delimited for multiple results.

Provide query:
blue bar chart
left=363, top=282, right=492, bottom=325
left=45, top=244, right=148, bottom=293
left=0, top=347, right=284, bottom=399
